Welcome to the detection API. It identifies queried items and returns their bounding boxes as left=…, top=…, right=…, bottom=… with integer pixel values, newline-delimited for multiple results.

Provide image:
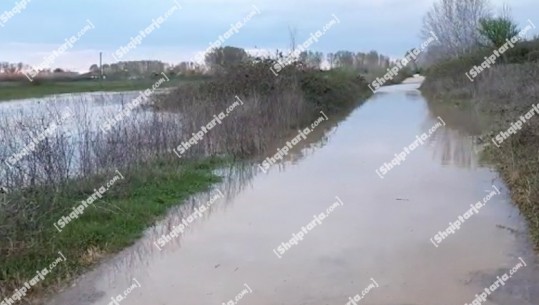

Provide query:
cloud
left=0, top=0, right=537, bottom=72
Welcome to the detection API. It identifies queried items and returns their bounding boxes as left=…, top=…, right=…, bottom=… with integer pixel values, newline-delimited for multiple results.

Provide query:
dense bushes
left=158, top=61, right=371, bottom=159
left=300, top=69, right=368, bottom=112
left=0, top=57, right=373, bottom=298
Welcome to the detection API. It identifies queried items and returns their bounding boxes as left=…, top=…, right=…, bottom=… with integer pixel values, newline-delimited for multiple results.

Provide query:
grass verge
left=481, top=118, right=539, bottom=245
left=421, top=52, right=539, bottom=248
left=0, top=157, right=224, bottom=300
left=0, top=62, right=373, bottom=302
left=0, top=77, right=208, bottom=102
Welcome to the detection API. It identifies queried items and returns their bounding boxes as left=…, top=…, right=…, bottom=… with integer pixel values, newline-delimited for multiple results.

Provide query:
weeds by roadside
left=421, top=43, right=539, bottom=247
left=0, top=157, right=223, bottom=299
left=0, top=60, right=372, bottom=301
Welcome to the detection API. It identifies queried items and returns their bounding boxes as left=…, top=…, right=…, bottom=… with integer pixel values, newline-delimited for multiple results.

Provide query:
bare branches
left=288, top=26, right=298, bottom=53
left=422, top=0, right=493, bottom=59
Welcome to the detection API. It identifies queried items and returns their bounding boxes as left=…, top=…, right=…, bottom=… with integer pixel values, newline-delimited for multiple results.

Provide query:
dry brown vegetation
left=158, top=60, right=370, bottom=159
left=0, top=59, right=371, bottom=298
left=421, top=45, right=539, bottom=245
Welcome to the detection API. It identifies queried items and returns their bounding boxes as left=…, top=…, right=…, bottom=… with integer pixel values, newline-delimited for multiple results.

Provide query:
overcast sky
left=0, top=0, right=537, bottom=72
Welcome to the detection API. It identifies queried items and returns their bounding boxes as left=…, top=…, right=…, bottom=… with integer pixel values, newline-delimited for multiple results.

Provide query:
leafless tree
left=298, top=51, right=324, bottom=69
left=288, top=26, right=298, bottom=53
left=498, top=3, right=512, bottom=19
left=422, top=0, right=492, bottom=59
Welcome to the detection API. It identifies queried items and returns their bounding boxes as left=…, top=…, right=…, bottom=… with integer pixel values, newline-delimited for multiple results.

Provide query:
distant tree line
left=200, top=46, right=396, bottom=76
left=0, top=47, right=405, bottom=82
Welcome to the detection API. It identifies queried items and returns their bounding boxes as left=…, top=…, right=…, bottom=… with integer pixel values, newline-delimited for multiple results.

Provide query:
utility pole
left=99, top=52, right=103, bottom=79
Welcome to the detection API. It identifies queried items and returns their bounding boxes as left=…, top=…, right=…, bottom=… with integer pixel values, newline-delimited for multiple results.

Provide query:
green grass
left=0, top=76, right=209, bottom=102
left=0, top=65, right=374, bottom=301
left=0, top=157, right=224, bottom=298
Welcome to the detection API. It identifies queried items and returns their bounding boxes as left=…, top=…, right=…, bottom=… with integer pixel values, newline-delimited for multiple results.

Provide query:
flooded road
left=44, top=79, right=539, bottom=305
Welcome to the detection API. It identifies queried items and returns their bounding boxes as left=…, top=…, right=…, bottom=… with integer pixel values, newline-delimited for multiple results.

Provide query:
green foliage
left=191, top=59, right=370, bottom=114
left=528, top=50, right=539, bottom=62
left=424, top=49, right=492, bottom=78
left=504, top=39, right=539, bottom=63
left=479, top=17, right=519, bottom=48
left=300, top=68, right=369, bottom=112
left=0, top=158, right=224, bottom=295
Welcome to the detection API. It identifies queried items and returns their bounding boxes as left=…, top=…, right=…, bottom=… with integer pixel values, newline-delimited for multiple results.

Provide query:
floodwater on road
left=43, top=79, right=539, bottom=305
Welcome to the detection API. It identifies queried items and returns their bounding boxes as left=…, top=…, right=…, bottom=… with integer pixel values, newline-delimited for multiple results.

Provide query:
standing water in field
left=43, top=78, right=539, bottom=305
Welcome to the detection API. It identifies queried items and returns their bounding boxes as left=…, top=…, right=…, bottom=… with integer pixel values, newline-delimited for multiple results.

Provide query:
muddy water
left=44, top=79, right=539, bottom=305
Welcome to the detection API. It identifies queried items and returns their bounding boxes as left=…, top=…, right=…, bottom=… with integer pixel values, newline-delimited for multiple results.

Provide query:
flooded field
left=42, top=79, right=539, bottom=305
left=0, top=89, right=177, bottom=186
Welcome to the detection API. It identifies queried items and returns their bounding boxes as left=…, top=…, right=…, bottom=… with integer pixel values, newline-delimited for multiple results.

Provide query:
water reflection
left=0, top=91, right=180, bottom=188
left=424, top=99, right=484, bottom=169
left=254, top=103, right=359, bottom=175
left=80, top=106, right=353, bottom=289
left=42, top=81, right=538, bottom=305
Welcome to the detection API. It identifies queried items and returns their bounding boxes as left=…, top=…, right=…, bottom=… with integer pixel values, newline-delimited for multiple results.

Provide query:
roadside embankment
left=421, top=42, right=539, bottom=247
left=0, top=61, right=371, bottom=302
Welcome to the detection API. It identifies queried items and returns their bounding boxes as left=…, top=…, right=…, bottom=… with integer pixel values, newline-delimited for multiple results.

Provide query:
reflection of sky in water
left=427, top=126, right=479, bottom=169
left=366, top=82, right=485, bottom=169
left=0, top=91, right=182, bottom=180
left=425, top=99, right=484, bottom=169
left=0, top=91, right=154, bottom=132
left=43, top=80, right=539, bottom=305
